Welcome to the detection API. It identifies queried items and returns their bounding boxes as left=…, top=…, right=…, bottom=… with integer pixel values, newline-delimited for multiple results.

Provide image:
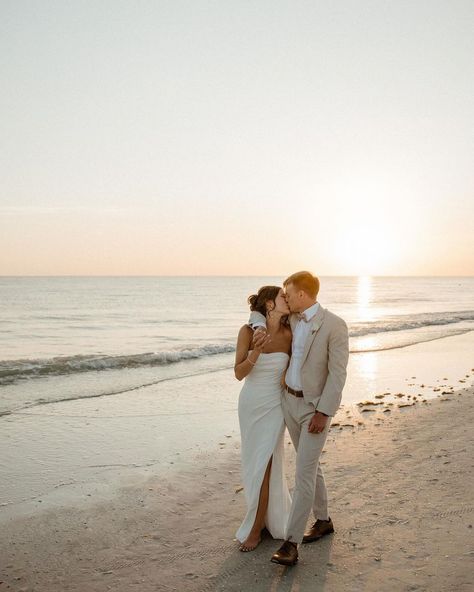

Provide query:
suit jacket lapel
left=301, top=305, right=326, bottom=364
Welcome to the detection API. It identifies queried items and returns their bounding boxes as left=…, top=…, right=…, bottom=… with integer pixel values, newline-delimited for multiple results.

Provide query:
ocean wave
left=350, top=328, right=472, bottom=353
left=0, top=344, right=236, bottom=385
left=349, top=310, right=474, bottom=337
left=0, top=310, right=472, bottom=385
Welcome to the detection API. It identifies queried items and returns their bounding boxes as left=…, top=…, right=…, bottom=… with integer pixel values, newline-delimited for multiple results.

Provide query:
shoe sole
left=302, top=528, right=334, bottom=544
left=271, top=557, right=298, bottom=566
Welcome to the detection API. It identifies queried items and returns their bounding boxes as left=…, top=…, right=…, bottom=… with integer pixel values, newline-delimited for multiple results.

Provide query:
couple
left=234, top=271, right=349, bottom=566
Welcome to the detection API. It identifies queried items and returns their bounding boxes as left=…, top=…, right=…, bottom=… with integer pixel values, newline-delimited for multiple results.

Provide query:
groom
left=249, top=271, right=349, bottom=566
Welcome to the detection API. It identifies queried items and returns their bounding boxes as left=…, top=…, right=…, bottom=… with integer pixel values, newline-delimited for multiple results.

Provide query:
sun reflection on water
left=355, top=350, right=378, bottom=380
left=356, top=275, right=374, bottom=321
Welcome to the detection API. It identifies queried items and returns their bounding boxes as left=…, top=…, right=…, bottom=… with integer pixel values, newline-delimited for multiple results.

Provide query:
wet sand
left=1, top=334, right=473, bottom=591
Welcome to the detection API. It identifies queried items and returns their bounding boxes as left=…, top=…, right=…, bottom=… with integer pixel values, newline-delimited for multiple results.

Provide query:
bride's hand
left=252, top=327, right=271, bottom=352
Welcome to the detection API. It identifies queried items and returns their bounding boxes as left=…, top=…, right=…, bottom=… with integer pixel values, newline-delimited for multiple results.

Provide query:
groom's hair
left=284, top=271, right=320, bottom=299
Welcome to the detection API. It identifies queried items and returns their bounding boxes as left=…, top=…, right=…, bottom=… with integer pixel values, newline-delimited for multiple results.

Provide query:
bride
left=234, top=285, right=292, bottom=552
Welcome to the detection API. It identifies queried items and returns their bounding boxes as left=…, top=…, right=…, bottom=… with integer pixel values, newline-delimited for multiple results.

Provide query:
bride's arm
left=234, top=325, right=269, bottom=381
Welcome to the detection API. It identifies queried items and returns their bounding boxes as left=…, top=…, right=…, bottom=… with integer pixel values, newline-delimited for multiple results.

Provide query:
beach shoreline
left=1, top=388, right=473, bottom=591
left=1, top=332, right=473, bottom=515
left=1, top=334, right=473, bottom=591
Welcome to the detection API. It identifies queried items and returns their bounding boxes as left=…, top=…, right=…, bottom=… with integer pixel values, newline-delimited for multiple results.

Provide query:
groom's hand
left=308, top=412, right=328, bottom=434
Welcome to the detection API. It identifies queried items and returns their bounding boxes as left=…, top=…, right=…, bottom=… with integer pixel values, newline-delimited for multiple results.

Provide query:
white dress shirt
left=285, top=302, right=320, bottom=392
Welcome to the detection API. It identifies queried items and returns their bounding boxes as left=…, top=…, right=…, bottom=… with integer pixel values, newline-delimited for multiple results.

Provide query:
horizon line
left=1, top=274, right=473, bottom=279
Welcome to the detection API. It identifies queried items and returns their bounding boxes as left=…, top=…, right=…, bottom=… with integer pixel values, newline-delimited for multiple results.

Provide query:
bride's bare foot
left=239, top=531, right=262, bottom=552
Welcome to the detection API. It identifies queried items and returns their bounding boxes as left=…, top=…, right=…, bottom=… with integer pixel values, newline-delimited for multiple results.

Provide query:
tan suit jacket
left=249, top=305, right=349, bottom=416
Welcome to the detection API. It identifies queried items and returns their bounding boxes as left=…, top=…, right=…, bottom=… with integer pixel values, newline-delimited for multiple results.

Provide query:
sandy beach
left=2, top=0, right=473, bottom=587
left=1, top=333, right=473, bottom=592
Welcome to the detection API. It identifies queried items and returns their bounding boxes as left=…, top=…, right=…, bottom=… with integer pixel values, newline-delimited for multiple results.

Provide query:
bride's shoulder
left=237, top=324, right=253, bottom=341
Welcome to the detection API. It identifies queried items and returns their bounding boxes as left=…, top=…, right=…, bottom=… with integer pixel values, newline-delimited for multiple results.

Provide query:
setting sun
left=304, top=175, right=417, bottom=276
left=1, top=2, right=473, bottom=586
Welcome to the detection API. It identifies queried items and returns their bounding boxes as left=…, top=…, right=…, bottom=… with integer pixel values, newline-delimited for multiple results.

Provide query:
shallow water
left=0, top=276, right=473, bottom=413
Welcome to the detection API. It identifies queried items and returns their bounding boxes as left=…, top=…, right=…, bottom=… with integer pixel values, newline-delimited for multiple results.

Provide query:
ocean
left=0, top=276, right=473, bottom=415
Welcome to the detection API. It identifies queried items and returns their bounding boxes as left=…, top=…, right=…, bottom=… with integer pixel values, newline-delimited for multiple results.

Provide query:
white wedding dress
left=236, top=352, right=292, bottom=543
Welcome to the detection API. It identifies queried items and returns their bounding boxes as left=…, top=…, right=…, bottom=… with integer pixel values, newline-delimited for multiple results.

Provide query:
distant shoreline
left=1, top=274, right=474, bottom=278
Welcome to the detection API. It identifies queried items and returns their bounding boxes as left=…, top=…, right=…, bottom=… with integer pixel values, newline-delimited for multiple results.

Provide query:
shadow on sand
left=205, top=529, right=333, bottom=592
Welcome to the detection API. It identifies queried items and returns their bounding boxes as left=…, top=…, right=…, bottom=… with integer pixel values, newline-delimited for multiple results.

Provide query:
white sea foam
left=1, top=310, right=472, bottom=385
left=349, top=310, right=474, bottom=337
left=0, top=344, right=236, bottom=384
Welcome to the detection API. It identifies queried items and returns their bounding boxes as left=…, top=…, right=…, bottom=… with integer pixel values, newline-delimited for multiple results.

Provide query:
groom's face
left=283, top=283, right=301, bottom=313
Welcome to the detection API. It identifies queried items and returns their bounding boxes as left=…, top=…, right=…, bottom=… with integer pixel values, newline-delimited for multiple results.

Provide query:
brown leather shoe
left=270, top=540, right=298, bottom=566
left=302, top=517, right=334, bottom=544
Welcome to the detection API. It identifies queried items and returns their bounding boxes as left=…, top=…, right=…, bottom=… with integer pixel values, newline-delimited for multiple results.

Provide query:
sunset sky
left=1, top=1, right=473, bottom=276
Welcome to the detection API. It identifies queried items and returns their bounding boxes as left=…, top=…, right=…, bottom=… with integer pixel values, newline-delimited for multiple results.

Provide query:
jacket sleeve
left=314, top=319, right=349, bottom=416
left=248, top=310, right=267, bottom=330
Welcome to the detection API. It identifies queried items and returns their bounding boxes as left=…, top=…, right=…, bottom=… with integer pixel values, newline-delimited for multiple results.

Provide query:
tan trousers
left=282, top=390, right=331, bottom=544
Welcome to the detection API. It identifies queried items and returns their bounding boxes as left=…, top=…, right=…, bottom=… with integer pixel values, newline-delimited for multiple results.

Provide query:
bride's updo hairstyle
left=248, top=285, right=281, bottom=316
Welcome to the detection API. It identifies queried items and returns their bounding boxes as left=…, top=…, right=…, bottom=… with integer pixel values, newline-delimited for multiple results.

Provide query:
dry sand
left=1, top=380, right=473, bottom=592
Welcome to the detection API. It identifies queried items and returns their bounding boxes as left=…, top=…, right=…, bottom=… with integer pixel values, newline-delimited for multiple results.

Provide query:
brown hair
left=247, top=285, right=281, bottom=317
left=283, top=271, right=320, bottom=299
